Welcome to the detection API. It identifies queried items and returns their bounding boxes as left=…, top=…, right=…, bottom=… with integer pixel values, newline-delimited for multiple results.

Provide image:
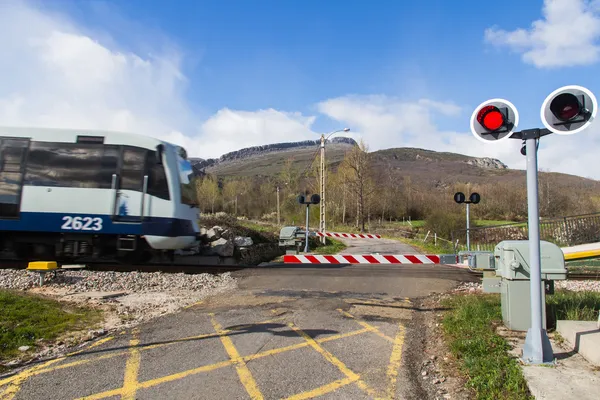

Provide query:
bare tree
left=342, top=139, right=374, bottom=232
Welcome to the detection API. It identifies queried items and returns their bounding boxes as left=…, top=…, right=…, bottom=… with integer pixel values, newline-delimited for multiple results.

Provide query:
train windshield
left=176, top=150, right=199, bottom=206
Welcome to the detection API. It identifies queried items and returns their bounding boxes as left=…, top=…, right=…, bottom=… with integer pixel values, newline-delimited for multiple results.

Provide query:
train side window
left=0, top=139, right=28, bottom=218
left=145, top=151, right=170, bottom=200
left=24, top=142, right=116, bottom=188
left=120, top=147, right=146, bottom=191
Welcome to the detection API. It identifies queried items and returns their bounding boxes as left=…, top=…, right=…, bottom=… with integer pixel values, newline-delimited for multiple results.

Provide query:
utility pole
left=276, top=186, right=281, bottom=225
left=318, top=128, right=350, bottom=244
left=319, top=135, right=326, bottom=244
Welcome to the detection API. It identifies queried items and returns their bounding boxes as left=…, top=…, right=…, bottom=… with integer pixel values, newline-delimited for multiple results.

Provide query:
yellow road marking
left=0, top=336, right=115, bottom=399
left=287, top=322, right=383, bottom=400
left=77, top=360, right=235, bottom=400
left=337, top=309, right=394, bottom=343
left=210, top=314, right=264, bottom=400
left=183, top=300, right=204, bottom=309
left=0, top=317, right=285, bottom=387
left=80, top=326, right=374, bottom=400
left=386, top=323, right=406, bottom=400
left=283, top=377, right=357, bottom=400
left=121, top=329, right=141, bottom=400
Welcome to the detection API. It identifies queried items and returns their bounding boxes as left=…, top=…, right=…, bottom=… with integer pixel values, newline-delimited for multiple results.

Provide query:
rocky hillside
left=191, top=137, right=357, bottom=172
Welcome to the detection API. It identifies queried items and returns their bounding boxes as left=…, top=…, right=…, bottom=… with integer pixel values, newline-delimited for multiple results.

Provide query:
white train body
left=0, top=126, right=201, bottom=262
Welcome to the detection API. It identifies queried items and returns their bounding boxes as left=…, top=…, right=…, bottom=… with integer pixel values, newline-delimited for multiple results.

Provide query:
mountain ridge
left=190, top=137, right=510, bottom=174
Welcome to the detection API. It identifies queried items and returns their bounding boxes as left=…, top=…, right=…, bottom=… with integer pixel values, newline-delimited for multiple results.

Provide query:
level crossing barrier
left=283, top=254, right=458, bottom=264
left=314, top=232, right=381, bottom=239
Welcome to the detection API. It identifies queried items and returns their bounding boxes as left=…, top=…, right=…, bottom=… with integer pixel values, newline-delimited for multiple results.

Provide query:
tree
left=342, top=139, right=374, bottom=232
left=196, top=175, right=220, bottom=214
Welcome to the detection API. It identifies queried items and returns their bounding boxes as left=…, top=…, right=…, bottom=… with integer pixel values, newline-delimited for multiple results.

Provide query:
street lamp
left=319, top=128, right=350, bottom=244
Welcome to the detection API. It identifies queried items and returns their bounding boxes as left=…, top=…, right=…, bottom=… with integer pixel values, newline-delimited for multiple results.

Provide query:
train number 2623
left=61, top=216, right=103, bottom=231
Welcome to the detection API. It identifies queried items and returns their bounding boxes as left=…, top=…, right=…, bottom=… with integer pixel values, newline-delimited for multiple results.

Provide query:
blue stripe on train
left=0, top=212, right=196, bottom=237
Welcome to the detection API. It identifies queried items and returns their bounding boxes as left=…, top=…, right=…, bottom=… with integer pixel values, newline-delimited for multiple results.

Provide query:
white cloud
left=0, top=0, right=194, bottom=149
left=0, top=1, right=323, bottom=160
left=484, top=0, right=600, bottom=68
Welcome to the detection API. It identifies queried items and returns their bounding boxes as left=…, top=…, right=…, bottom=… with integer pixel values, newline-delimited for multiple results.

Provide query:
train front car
left=0, top=127, right=201, bottom=263
left=141, top=144, right=201, bottom=252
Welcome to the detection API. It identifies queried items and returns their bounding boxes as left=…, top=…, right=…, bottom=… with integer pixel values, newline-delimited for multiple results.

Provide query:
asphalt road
left=1, top=251, right=478, bottom=400
left=335, top=237, right=418, bottom=255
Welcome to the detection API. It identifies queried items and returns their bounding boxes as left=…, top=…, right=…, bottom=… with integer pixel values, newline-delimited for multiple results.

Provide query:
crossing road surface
left=1, top=259, right=478, bottom=400
left=335, top=237, right=418, bottom=255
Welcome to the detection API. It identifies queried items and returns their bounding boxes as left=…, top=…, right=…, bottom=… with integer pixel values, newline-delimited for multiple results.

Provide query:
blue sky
left=2, top=0, right=600, bottom=178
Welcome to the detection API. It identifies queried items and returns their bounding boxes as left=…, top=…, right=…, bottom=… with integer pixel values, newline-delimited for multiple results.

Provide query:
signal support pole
left=305, top=204, right=310, bottom=253
left=466, top=203, right=470, bottom=251
left=521, top=129, right=554, bottom=364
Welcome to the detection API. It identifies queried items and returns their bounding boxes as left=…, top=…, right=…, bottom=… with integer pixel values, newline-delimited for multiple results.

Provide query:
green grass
left=474, top=220, right=518, bottom=227
left=440, top=294, right=533, bottom=400
left=0, top=290, right=103, bottom=367
left=311, top=237, right=347, bottom=255
left=546, top=290, right=600, bottom=323
left=566, top=258, right=600, bottom=274
left=237, top=220, right=278, bottom=234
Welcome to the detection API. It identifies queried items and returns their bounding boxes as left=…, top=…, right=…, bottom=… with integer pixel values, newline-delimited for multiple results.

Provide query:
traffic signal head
left=541, top=85, right=597, bottom=135
left=469, top=192, right=481, bottom=204
left=310, top=194, right=321, bottom=204
left=454, top=192, right=466, bottom=204
left=470, top=98, right=519, bottom=143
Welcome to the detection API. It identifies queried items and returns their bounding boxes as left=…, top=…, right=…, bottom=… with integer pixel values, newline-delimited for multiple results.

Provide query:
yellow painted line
left=386, top=323, right=406, bottom=400
left=78, top=359, right=235, bottom=400
left=564, top=249, right=600, bottom=260
left=337, top=309, right=394, bottom=343
left=78, top=326, right=374, bottom=400
left=183, top=300, right=204, bottom=309
left=287, top=322, right=382, bottom=400
left=0, top=336, right=115, bottom=399
left=210, top=314, right=264, bottom=400
left=121, top=329, right=141, bottom=400
left=0, top=317, right=285, bottom=385
left=284, top=377, right=357, bottom=400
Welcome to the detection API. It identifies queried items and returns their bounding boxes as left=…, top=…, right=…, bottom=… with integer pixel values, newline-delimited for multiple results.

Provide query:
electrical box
left=278, top=226, right=306, bottom=254
left=493, top=240, right=567, bottom=331
left=494, top=240, right=567, bottom=281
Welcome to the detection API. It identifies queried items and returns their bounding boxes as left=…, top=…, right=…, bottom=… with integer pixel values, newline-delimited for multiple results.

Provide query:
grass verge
left=440, top=293, right=533, bottom=400
left=546, top=290, right=600, bottom=323
left=311, top=237, right=347, bottom=255
left=0, top=290, right=103, bottom=368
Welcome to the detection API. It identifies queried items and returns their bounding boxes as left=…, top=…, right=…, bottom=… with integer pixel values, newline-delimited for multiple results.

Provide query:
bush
left=424, top=211, right=464, bottom=239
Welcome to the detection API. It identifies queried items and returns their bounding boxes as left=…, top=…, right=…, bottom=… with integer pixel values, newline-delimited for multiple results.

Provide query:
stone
left=18, top=346, right=30, bottom=352
left=206, top=228, right=220, bottom=241
left=234, top=236, right=254, bottom=247
left=210, top=238, right=234, bottom=257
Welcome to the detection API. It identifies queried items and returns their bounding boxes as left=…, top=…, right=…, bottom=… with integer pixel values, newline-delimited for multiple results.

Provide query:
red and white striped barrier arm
left=315, top=232, right=382, bottom=239
left=283, top=254, right=455, bottom=264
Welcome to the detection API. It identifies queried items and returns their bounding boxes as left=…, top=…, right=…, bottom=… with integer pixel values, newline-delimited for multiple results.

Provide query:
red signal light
left=476, top=105, right=505, bottom=132
left=549, top=93, right=581, bottom=121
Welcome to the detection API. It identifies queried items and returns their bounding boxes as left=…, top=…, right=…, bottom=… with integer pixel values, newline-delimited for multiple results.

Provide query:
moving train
left=0, top=126, right=202, bottom=263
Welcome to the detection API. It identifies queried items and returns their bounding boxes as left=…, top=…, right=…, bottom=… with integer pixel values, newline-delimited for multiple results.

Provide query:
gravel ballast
left=0, top=269, right=235, bottom=292
left=453, top=279, right=600, bottom=293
